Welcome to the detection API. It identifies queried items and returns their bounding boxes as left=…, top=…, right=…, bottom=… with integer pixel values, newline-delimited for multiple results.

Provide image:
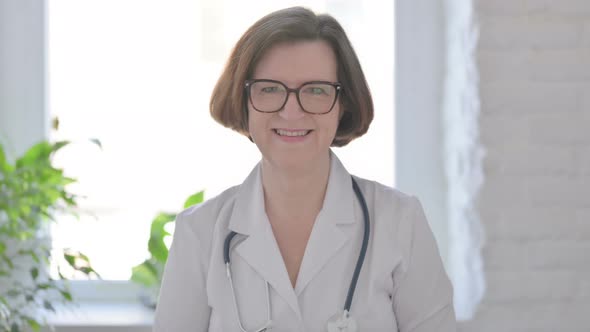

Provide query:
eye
left=261, top=86, right=280, bottom=93
left=253, top=82, right=284, bottom=94
left=304, top=86, right=329, bottom=96
left=311, top=87, right=326, bottom=95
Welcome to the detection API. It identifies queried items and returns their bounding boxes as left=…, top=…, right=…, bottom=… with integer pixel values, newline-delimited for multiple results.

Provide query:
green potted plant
left=130, top=191, right=204, bottom=308
left=0, top=139, right=100, bottom=332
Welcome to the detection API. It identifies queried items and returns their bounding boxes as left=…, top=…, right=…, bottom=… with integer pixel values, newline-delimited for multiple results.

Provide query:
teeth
left=275, top=129, right=310, bottom=137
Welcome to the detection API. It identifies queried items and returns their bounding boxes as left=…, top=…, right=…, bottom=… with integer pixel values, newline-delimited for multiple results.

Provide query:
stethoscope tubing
left=346, top=177, right=370, bottom=313
left=223, top=176, right=370, bottom=323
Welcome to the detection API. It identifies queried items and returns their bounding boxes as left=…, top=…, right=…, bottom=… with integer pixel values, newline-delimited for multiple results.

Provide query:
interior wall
left=459, top=0, right=590, bottom=330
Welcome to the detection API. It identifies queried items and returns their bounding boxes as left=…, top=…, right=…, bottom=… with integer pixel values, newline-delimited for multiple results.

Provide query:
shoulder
left=170, top=185, right=241, bottom=266
left=351, top=175, right=427, bottom=256
left=175, top=184, right=240, bottom=235
left=351, top=175, right=419, bottom=220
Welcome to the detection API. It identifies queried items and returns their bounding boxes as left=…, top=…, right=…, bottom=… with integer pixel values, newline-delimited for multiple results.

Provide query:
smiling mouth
left=273, top=129, right=313, bottom=137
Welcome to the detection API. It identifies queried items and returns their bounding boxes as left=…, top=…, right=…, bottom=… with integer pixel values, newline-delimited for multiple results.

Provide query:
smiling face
left=248, top=40, right=341, bottom=172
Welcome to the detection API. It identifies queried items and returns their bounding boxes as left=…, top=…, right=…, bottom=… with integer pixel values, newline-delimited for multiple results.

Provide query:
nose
left=279, top=91, right=306, bottom=120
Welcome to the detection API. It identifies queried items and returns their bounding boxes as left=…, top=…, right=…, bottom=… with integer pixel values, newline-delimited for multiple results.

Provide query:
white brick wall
left=460, top=0, right=590, bottom=330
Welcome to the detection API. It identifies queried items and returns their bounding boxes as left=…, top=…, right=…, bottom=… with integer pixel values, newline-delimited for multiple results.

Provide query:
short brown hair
left=209, top=7, right=373, bottom=147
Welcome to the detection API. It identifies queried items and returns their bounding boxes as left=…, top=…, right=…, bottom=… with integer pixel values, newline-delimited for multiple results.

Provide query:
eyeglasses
left=245, top=79, right=342, bottom=114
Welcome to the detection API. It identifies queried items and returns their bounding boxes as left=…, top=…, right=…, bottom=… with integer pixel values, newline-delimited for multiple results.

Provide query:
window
left=49, top=0, right=394, bottom=281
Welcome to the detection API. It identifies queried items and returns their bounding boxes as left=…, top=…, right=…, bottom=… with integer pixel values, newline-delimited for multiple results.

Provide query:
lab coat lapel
left=294, top=152, right=357, bottom=296
left=227, top=163, right=303, bottom=321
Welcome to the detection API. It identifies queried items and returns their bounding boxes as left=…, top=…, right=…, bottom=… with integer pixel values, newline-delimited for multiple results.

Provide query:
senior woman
left=154, top=7, right=456, bottom=332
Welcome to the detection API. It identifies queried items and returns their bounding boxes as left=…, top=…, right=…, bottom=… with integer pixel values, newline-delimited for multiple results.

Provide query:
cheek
left=247, top=109, right=269, bottom=142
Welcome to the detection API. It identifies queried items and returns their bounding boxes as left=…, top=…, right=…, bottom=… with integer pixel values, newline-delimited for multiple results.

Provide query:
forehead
left=252, top=40, right=338, bottom=84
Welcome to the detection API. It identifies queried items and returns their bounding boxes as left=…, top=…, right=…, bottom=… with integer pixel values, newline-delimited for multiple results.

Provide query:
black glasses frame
left=244, top=79, right=342, bottom=114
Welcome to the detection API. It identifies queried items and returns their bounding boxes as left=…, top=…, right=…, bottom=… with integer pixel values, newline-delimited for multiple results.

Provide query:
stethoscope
left=223, top=176, right=370, bottom=332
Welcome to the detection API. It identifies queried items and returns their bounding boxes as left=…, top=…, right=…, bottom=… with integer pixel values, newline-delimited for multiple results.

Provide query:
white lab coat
left=154, top=152, right=456, bottom=332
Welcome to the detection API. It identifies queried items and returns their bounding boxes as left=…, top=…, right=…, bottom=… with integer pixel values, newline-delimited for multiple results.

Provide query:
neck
left=261, top=152, right=331, bottom=223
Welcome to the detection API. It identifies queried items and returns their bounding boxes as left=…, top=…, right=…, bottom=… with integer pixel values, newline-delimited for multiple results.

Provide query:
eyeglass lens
left=249, top=81, right=337, bottom=113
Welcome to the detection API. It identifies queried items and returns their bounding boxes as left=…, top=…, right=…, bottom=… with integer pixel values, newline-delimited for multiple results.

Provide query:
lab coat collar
left=226, top=150, right=357, bottom=320
left=228, top=150, right=356, bottom=234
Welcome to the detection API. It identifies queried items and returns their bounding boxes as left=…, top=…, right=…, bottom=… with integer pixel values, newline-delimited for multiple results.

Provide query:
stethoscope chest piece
left=326, top=311, right=358, bottom=332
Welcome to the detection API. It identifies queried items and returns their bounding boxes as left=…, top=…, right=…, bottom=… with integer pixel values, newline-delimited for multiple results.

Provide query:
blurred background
left=0, top=0, right=588, bottom=331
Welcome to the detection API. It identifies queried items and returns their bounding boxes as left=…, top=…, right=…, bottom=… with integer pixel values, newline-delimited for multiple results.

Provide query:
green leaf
left=183, top=191, right=205, bottom=209
left=63, top=253, right=76, bottom=267
left=0, top=142, right=5, bottom=164
left=10, top=322, right=19, bottom=332
left=0, top=143, right=13, bottom=173
left=36, top=283, right=51, bottom=290
left=57, top=266, right=66, bottom=280
left=30, top=267, right=39, bottom=280
left=60, top=290, right=73, bottom=302
left=30, top=251, right=40, bottom=264
left=51, top=140, right=70, bottom=154
left=88, top=138, right=102, bottom=150
left=62, top=194, right=77, bottom=207
left=0, top=138, right=103, bottom=327
left=77, top=252, right=91, bottom=264
left=16, top=141, right=52, bottom=168
left=43, top=300, right=55, bottom=312
left=2, top=255, right=14, bottom=270
left=130, top=262, right=159, bottom=288
left=24, top=318, right=40, bottom=332
left=61, top=176, right=77, bottom=185
left=77, top=266, right=96, bottom=275
left=148, top=213, right=176, bottom=263
left=62, top=251, right=99, bottom=278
